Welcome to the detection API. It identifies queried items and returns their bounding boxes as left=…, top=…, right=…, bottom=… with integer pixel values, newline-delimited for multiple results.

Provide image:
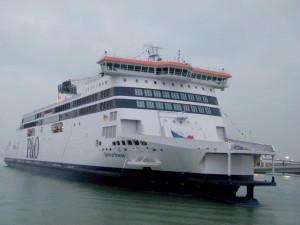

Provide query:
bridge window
left=170, top=68, right=175, bottom=75
left=128, top=65, right=134, bottom=71
left=182, top=70, right=188, bottom=77
left=149, top=67, right=155, bottom=73
left=156, top=67, right=162, bottom=75
left=162, top=67, right=168, bottom=74
left=175, top=68, right=182, bottom=76
left=121, top=64, right=127, bottom=70
left=142, top=67, right=148, bottom=72
left=114, top=63, right=120, bottom=69
left=135, top=66, right=141, bottom=72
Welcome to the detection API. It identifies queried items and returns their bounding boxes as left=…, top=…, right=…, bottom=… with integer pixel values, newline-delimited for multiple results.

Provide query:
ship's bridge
left=97, top=56, right=232, bottom=89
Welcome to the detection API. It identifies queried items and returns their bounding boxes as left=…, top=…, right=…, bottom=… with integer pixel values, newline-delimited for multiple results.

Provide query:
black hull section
left=4, top=158, right=276, bottom=205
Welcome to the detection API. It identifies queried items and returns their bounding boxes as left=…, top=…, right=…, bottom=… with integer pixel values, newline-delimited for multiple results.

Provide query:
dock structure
left=255, top=159, right=300, bottom=175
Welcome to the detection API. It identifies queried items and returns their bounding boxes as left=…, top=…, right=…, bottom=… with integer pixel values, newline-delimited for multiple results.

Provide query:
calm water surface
left=0, top=160, right=299, bottom=225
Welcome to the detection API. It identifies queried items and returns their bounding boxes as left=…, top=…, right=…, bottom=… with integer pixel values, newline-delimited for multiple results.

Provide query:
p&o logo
left=26, top=137, right=39, bottom=159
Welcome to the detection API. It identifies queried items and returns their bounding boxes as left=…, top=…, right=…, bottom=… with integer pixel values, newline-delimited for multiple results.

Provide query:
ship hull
left=4, top=156, right=273, bottom=205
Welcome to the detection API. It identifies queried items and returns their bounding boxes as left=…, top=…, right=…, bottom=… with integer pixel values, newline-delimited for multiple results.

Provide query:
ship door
left=121, top=119, right=142, bottom=134
left=216, top=126, right=226, bottom=140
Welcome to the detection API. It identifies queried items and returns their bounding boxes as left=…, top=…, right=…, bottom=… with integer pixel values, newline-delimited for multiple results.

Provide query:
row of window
left=102, top=126, right=117, bottom=138
left=22, top=98, right=221, bottom=130
left=135, top=100, right=213, bottom=114
left=102, top=62, right=228, bottom=85
left=112, top=140, right=147, bottom=146
left=114, top=87, right=217, bottom=105
left=134, top=88, right=210, bottom=103
left=24, top=86, right=218, bottom=124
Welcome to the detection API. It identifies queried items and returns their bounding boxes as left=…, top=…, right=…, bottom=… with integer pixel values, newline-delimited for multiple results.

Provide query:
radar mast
left=144, top=44, right=163, bottom=61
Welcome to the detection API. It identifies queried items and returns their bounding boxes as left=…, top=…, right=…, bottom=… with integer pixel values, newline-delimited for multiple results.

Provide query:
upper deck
left=97, top=56, right=232, bottom=89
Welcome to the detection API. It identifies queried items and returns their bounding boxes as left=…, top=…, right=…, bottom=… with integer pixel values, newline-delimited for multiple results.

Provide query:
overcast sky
left=0, top=0, right=299, bottom=161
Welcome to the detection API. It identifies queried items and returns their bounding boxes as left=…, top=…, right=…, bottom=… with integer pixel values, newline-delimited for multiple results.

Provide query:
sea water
left=0, top=160, right=299, bottom=225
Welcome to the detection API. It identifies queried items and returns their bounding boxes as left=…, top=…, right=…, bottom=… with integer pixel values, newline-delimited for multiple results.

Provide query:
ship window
left=107, top=63, right=113, bottom=70
left=175, top=68, right=182, bottom=76
left=180, top=93, right=187, bottom=100
left=195, top=95, right=202, bottom=102
left=182, top=70, right=188, bottom=77
left=202, top=75, right=207, bottom=80
left=156, top=68, right=162, bottom=75
left=135, top=79, right=139, bottom=83
left=135, top=66, right=141, bottom=72
left=183, top=105, right=190, bottom=112
left=202, top=96, right=209, bottom=103
left=191, top=105, right=198, bottom=113
left=198, top=106, right=205, bottom=114
left=123, top=78, right=127, bottom=82
left=197, top=74, right=201, bottom=79
left=122, top=140, right=126, bottom=145
left=127, top=140, right=132, bottom=145
left=27, top=128, right=35, bottom=137
left=51, top=122, right=63, bottom=133
left=170, top=92, right=176, bottom=99
left=116, top=141, right=120, bottom=145
left=149, top=67, right=154, bottom=73
left=112, top=141, right=116, bottom=146
left=162, top=91, right=170, bottom=98
left=128, top=65, right=134, bottom=71
left=173, top=103, right=182, bottom=111
left=146, top=101, right=155, bottom=109
left=137, top=100, right=146, bottom=108
left=162, top=67, right=168, bottom=74
left=170, top=68, right=175, bottom=75
left=207, top=76, right=212, bottom=81
left=154, top=81, right=157, bottom=84
left=144, top=89, right=153, bottom=97
left=134, top=89, right=144, bottom=96
left=164, top=102, right=173, bottom=110
left=141, top=141, right=147, bottom=146
left=153, top=90, right=161, bottom=98
left=180, top=84, right=183, bottom=87
left=121, top=64, right=127, bottom=70
left=172, top=83, right=174, bottom=86
left=133, top=140, right=139, bottom=145
left=155, top=102, right=164, bottom=110
left=188, top=94, right=195, bottom=101
left=142, top=67, right=148, bottom=72
left=205, top=107, right=212, bottom=114
left=113, top=63, right=120, bottom=69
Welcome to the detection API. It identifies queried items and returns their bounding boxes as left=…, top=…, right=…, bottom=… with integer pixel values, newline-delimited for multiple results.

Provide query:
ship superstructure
left=4, top=45, right=276, bottom=204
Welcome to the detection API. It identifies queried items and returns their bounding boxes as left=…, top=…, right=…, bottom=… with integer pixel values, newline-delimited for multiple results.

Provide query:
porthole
left=124, top=78, right=127, bottom=82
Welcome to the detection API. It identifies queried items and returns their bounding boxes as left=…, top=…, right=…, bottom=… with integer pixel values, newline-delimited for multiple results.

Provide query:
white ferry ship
left=4, top=45, right=276, bottom=204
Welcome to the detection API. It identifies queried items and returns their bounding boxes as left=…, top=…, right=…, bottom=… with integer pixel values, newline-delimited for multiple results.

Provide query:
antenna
left=144, top=44, right=163, bottom=61
left=177, top=50, right=181, bottom=62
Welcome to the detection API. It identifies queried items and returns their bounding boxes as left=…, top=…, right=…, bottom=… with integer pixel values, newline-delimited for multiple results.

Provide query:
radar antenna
left=144, top=44, right=163, bottom=61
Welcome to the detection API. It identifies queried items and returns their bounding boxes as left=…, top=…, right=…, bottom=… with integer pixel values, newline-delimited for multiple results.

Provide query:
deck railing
left=226, top=138, right=275, bottom=153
